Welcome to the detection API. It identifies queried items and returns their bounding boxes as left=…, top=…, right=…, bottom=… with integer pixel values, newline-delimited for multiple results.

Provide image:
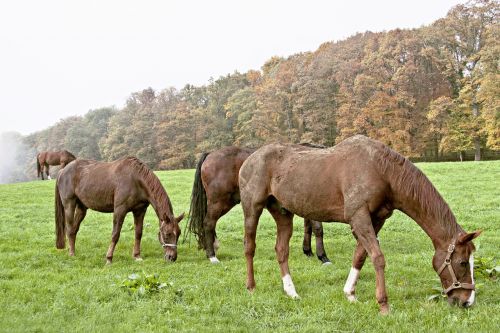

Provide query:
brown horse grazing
left=55, top=157, right=184, bottom=263
left=187, top=146, right=330, bottom=264
left=37, top=150, right=76, bottom=180
left=239, top=135, right=481, bottom=314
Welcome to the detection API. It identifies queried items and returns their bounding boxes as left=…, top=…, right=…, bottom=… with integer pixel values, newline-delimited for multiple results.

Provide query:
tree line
left=13, top=0, right=500, bottom=182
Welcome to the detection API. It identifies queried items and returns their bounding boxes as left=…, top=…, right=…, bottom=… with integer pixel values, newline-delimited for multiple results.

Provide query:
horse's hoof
left=322, top=261, right=332, bottom=266
left=379, top=304, right=390, bottom=315
left=134, top=257, right=143, bottom=262
left=303, top=249, right=313, bottom=257
left=209, top=256, right=220, bottom=264
left=106, top=259, right=112, bottom=265
left=345, top=294, right=357, bottom=302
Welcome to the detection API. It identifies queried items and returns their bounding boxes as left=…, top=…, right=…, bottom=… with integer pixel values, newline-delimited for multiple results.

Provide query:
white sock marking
left=209, top=256, right=220, bottom=264
left=282, top=274, right=299, bottom=298
left=48, top=175, right=52, bottom=180
left=343, top=267, right=360, bottom=302
left=466, top=255, right=475, bottom=305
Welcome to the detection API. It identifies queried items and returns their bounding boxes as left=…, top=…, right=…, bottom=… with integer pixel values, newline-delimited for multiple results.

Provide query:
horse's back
left=58, top=159, right=134, bottom=212
left=239, top=136, right=392, bottom=222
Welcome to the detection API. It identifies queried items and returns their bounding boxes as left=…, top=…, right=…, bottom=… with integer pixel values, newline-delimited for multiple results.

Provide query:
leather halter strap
left=437, top=242, right=475, bottom=295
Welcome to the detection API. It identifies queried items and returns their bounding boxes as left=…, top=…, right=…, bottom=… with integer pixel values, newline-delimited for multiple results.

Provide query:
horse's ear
left=457, top=230, right=482, bottom=245
left=175, top=213, right=185, bottom=224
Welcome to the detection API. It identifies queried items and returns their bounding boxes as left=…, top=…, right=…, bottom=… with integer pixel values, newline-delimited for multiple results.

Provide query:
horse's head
left=433, top=230, right=481, bottom=307
left=158, top=213, right=185, bottom=262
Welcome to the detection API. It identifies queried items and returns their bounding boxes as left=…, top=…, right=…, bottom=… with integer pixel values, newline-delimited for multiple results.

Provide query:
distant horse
left=187, top=146, right=331, bottom=264
left=239, top=135, right=480, bottom=314
left=55, top=157, right=184, bottom=263
left=37, top=150, right=76, bottom=180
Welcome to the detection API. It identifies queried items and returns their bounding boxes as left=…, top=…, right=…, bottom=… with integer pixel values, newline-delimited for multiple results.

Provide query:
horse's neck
left=143, top=178, right=172, bottom=222
left=390, top=170, right=461, bottom=249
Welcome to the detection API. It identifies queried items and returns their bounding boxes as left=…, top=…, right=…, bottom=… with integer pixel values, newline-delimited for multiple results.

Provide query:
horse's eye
left=460, top=261, right=468, bottom=267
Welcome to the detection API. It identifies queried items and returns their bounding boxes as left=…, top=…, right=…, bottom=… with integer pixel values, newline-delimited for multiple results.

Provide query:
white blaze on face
left=466, top=255, right=475, bottom=305
left=282, top=274, right=299, bottom=298
left=343, top=267, right=360, bottom=302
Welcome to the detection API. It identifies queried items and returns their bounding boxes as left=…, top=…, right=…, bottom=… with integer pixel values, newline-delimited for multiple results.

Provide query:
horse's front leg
left=349, top=207, right=389, bottom=314
left=344, top=217, right=386, bottom=303
left=45, top=165, right=51, bottom=180
left=106, top=208, right=127, bottom=264
left=269, top=206, right=298, bottom=298
left=132, top=208, right=146, bottom=261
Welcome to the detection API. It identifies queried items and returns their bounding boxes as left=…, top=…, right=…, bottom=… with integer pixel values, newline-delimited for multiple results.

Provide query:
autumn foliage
left=25, top=0, right=499, bottom=170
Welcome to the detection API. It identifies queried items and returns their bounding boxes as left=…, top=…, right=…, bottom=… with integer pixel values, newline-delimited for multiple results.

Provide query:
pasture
left=0, top=161, right=498, bottom=332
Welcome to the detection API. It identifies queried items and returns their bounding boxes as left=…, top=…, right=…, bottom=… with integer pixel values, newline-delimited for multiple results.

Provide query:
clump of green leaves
left=474, top=255, right=498, bottom=280
left=120, top=272, right=168, bottom=297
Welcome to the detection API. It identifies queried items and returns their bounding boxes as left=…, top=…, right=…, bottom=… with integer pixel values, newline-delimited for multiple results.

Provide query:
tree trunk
left=474, top=137, right=481, bottom=161
left=472, top=100, right=481, bottom=161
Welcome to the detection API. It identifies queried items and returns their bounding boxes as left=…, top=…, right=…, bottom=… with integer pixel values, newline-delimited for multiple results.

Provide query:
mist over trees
left=19, top=0, right=499, bottom=180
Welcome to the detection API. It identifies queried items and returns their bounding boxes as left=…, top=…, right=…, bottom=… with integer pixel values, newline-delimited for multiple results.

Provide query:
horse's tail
left=55, top=178, right=66, bottom=249
left=36, top=154, right=41, bottom=178
left=186, top=152, right=210, bottom=249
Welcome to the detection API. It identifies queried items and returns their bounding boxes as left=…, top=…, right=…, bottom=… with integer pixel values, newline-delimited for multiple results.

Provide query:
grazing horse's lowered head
left=433, top=231, right=481, bottom=307
left=159, top=213, right=185, bottom=262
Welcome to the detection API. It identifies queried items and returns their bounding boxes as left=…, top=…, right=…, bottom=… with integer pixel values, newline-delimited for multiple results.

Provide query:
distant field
left=0, top=161, right=498, bottom=332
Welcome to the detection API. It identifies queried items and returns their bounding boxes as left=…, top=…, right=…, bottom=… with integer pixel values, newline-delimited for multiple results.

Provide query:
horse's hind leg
left=204, top=200, right=233, bottom=263
left=349, top=208, right=389, bottom=314
left=302, top=219, right=313, bottom=257
left=268, top=203, right=299, bottom=298
left=106, top=207, right=127, bottom=264
left=67, top=203, right=87, bottom=256
left=132, top=208, right=146, bottom=261
left=45, top=164, right=51, bottom=180
left=312, top=220, right=331, bottom=264
left=344, top=218, right=386, bottom=302
left=63, top=200, right=77, bottom=255
left=242, top=201, right=264, bottom=292
left=303, top=219, right=331, bottom=264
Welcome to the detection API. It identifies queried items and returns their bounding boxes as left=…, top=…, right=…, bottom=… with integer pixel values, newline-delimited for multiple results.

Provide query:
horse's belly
left=272, top=180, right=345, bottom=222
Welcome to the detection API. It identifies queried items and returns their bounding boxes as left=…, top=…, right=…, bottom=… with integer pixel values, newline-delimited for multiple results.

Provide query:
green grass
left=0, top=162, right=499, bottom=332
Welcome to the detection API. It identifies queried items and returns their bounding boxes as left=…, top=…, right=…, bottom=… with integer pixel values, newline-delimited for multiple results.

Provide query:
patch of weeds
left=119, top=272, right=169, bottom=297
left=474, top=255, right=498, bottom=280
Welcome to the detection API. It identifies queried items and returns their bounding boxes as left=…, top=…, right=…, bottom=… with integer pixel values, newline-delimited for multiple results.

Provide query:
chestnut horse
left=37, top=150, right=76, bottom=180
left=187, top=146, right=330, bottom=264
left=55, top=157, right=184, bottom=263
left=239, top=135, right=480, bottom=314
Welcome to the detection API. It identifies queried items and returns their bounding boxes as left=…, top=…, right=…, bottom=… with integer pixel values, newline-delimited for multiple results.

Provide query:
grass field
left=0, top=161, right=498, bottom=332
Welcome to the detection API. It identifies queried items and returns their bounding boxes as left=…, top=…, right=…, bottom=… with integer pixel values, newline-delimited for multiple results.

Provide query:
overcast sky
left=0, top=0, right=464, bottom=135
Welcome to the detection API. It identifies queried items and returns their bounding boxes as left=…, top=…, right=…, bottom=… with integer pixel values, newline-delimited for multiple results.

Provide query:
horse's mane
left=374, top=143, right=462, bottom=238
left=125, top=157, right=173, bottom=221
left=64, top=150, right=76, bottom=159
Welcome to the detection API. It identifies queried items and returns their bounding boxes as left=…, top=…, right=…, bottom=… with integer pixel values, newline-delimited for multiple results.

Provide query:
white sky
left=0, top=0, right=464, bottom=135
